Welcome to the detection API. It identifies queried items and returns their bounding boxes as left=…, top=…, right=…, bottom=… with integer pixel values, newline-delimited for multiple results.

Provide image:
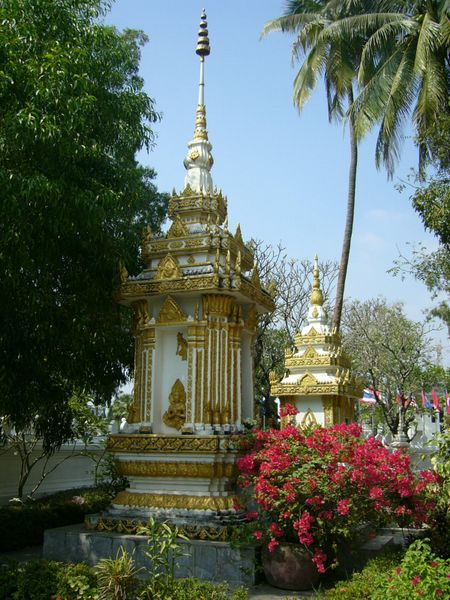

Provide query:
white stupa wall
left=293, top=396, right=325, bottom=427
left=153, top=327, right=188, bottom=434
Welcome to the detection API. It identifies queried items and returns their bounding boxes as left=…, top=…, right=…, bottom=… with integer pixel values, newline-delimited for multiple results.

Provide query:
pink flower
left=411, top=575, right=421, bottom=587
left=337, top=499, right=350, bottom=516
left=312, top=548, right=327, bottom=573
left=267, top=539, right=279, bottom=553
left=269, top=522, right=284, bottom=538
left=245, top=511, right=259, bottom=521
left=253, top=530, right=262, bottom=540
left=280, top=403, right=298, bottom=417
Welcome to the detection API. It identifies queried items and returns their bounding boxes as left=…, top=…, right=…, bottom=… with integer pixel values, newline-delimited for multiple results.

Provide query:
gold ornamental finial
left=310, top=255, right=324, bottom=306
left=196, top=10, right=211, bottom=59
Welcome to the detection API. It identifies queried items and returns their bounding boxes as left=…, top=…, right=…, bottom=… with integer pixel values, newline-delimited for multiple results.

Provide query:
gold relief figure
left=176, top=332, right=188, bottom=361
left=162, top=379, right=186, bottom=430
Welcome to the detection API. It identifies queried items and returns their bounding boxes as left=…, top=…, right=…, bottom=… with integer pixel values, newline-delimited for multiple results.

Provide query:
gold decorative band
left=115, top=460, right=237, bottom=479
left=107, top=434, right=239, bottom=454
left=84, top=515, right=231, bottom=541
left=113, top=491, right=238, bottom=512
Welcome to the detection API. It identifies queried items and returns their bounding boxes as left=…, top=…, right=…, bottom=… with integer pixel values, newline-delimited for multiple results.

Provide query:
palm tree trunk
left=332, top=87, right=358, bottom=332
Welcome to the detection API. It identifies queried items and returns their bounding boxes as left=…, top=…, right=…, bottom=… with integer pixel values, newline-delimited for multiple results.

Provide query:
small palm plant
left=95, top=547, right=141, bottom=600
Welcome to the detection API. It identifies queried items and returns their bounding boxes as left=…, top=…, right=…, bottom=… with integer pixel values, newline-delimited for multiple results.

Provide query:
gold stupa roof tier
left=118, top=182, right=273, bottom=314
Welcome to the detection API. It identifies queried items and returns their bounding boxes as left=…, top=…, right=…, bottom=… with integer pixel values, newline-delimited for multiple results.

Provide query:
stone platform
left=43, top=524, right=256, bottom=587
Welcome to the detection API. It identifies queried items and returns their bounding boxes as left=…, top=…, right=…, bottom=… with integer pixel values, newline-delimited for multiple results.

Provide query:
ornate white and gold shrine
left=94, top=12, right=274, bottom=537
left=270, top=257, right=360, bottom=429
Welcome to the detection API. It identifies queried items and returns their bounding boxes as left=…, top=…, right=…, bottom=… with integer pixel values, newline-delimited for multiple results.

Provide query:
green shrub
left=167, top=578, right=248, bottom=599
left=56, top=562, right=98, bottom=600
left=0, top=561, right=20, bottom=600
left=0, top=485, right=118, bottom=551
left=13, top=559, right=61, bottom=600
left=373, top=538, right=450, bottom=599
left=322, top=550, right=402, bottom=599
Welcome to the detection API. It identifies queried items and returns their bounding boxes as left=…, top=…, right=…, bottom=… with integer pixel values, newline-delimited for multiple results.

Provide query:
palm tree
left=334, top=0, right=450, bottom=176
left=262, top=0, right=367, bottom=331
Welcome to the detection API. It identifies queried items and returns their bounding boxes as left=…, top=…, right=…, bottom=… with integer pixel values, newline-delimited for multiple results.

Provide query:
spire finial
left=311, top=255, right=324, bottom=306
left=196, top=10, right=210, bottom=60
left=183, top=10, right=214, bottom=194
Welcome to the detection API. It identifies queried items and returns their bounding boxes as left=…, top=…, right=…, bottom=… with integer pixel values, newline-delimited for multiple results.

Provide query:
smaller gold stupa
left=270, top=257, right=360, bottom=428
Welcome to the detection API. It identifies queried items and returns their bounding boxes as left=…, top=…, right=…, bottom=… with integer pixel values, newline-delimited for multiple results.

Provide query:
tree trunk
left=332, top=88, right=358, bottom=332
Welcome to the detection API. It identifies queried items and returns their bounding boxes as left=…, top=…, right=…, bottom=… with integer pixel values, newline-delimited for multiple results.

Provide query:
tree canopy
left=342, top=297, right=444, bottom=438
left=0, top=0, right=166, bottom=450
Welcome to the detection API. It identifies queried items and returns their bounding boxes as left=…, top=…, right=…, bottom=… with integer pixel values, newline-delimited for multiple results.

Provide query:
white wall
left=0, top=440, right=105, bottom=504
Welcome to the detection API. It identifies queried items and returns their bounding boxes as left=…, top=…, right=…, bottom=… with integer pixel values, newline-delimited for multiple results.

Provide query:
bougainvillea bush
left=236, top=406, right=439, bottom=574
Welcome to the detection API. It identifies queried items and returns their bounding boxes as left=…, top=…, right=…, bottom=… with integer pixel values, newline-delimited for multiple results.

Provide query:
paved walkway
left=0, top=546, right=319, bottom=599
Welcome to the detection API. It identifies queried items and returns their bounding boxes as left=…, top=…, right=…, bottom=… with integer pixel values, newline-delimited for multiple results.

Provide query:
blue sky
left=105, top=0, right=448, bottom=365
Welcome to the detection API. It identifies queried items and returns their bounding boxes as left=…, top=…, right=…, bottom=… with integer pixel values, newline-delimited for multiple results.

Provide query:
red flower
left=411, top=575, right=421, bottom=587
left=280, top=403, right=298, bottom=417
left=267, top=539, right=279, bottom=553
left=253, top=530, right=262, bottom=540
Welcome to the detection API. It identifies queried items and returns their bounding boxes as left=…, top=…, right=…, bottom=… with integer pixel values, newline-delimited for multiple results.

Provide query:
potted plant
left=236, top=405, right=439, bottom=590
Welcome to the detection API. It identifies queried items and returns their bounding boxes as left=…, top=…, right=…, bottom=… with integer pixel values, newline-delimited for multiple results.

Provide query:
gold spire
left=196, top=10, right=210, bottom=59
left=310, top=255, right=324, bottom=306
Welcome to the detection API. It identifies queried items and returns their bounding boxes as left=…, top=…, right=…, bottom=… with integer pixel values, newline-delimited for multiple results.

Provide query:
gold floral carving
left=113, top=491, right=238, bottom=511
left=167, top=216, right=188, bottom=239
left=285, top=355, right=350, bottom=368
left=271, top=382, right=361, bottom=398
left=176, top=332, right=188, bottom=360
left=115, top=460, right=237, bottom=479
left=162, top=379, right=186, bottom=431
left=156, top=296, right=186, bottom=324
left=154, top=254, right=182, bottom=281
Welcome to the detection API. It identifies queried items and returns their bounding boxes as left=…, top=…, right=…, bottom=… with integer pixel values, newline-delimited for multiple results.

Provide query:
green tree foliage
left=0, top=0, right=167, bottom=451
left=391, top=113, right=450, bottom=333
left=342, top=297, right=444, bottom=438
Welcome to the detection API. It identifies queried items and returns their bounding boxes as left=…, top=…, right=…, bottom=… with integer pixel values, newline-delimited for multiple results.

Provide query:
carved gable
left=167, top=216, right=188, bottom=239
left=157, top=296, right=186, bottom=325
left=154, top=254, right=182, bottom=281
left=299, top=373, right=318, bottom=387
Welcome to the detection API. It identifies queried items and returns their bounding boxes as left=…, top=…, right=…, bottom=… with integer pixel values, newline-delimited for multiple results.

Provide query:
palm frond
left=292, top=40, right=329, bottom=112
